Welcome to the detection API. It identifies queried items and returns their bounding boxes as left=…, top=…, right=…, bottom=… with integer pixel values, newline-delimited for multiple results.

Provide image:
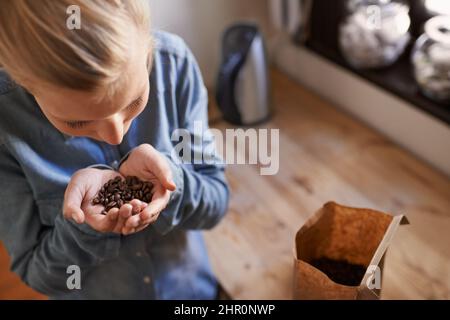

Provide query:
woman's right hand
left=63, top=168, right=146, bottom=234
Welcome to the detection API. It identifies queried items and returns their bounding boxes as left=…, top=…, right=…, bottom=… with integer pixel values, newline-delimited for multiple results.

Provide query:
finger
left=113, top=204, right=132, bottom=233
left=123, top=200, right=150, bottom=230
left=63, top=179, right=86, bottom=224
left=85, top=210, right=116, bottom=233
left=126, top=213, right=156, bottom=229
left=65, top=205, right=85, bottom=224
left=122, top=226, right=136, bottom=236
left=125, top=213, right=141, bottom=229
left=144, top=150, right=176, bottom=191
left=124, top=199, right=147, bottom=228
left=135, top=223, right=150, bottom=233
left=129, top=199, right=143, bottom=214
left=139, top=187, right=170, bottom=222
left=140, top=213, right=159, bottom=226
left=107, top=208, right=119, bottom=221
left=112, top=207, right=127, bottom=233
left=119, top=203, right=133, bottom=219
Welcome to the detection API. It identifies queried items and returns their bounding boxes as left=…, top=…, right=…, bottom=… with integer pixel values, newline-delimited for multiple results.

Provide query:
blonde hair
left=0, top=0, right=152, bottom=98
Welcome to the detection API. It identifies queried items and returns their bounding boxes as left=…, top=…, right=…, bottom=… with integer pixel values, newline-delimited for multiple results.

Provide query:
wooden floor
left=204, top=69, right=450, bottom=300
left=0, top=244, right=45, bottom=299
left=1, top=68, right=449, bottom=299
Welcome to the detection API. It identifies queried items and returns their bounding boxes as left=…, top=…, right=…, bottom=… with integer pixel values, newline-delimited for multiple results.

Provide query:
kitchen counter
left=205, top=68, right=450, bottom=299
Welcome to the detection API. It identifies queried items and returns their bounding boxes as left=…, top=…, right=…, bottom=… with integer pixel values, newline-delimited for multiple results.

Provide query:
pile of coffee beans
left=310, top=257, right=366, bottom=286
left=92, top=176, right=154, bottom=214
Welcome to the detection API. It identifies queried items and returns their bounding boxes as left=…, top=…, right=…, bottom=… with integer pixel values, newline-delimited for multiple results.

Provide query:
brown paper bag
left=293, top=202, right=408, bottom=300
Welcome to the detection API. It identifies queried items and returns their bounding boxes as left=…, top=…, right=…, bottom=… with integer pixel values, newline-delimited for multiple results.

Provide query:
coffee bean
left=91, top=175, right=154, bottom=213
left=130, top=183, right=142, bottom=191
left=310, top=258, right=366, bottom=286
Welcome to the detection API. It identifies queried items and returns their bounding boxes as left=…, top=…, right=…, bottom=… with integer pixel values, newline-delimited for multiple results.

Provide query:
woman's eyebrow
left=58, top=84, right=147, bottom=123
left=121, top=83, right=147, bottom=110
left=123, top=95, right=142, bottom=109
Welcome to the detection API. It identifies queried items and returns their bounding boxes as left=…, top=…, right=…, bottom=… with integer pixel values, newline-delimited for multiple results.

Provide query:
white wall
left=148, top=0, right=274, bottom=87
left=274, top=43, right=450, bottom=177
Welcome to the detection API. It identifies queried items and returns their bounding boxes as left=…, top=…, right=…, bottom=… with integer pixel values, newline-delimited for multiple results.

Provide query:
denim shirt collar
left=62, top=133, right=74, bottom=140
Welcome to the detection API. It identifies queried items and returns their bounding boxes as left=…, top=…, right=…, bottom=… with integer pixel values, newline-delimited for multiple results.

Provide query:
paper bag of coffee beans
left=293, top=202, right=408, bottom=300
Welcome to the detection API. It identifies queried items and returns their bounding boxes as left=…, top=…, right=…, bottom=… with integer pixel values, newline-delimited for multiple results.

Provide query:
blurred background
left=1, top=0, right=449, bottom=300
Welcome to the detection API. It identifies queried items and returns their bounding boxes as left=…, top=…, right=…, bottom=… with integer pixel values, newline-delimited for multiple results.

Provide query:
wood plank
left=1, top=67, right=448, bottom=300
left=0, top=243, right=46, bottom=300
left=205, top=68, right=450, bottom=300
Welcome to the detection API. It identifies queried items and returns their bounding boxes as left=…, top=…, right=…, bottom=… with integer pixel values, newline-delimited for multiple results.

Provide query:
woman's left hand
left=118, top=144, right=176, bottom=235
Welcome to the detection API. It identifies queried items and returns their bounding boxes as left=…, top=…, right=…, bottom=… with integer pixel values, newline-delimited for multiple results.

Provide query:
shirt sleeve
left=150, top=42, right=230, bottom=235
left=0, top=144, right=121, bottom=296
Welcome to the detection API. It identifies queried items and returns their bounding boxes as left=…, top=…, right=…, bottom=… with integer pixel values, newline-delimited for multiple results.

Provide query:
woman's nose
left=97, top=116, right=124, bottom=145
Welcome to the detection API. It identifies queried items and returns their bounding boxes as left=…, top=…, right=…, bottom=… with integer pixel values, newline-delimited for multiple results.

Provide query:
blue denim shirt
left=0, top=31, right=229, bottom=299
